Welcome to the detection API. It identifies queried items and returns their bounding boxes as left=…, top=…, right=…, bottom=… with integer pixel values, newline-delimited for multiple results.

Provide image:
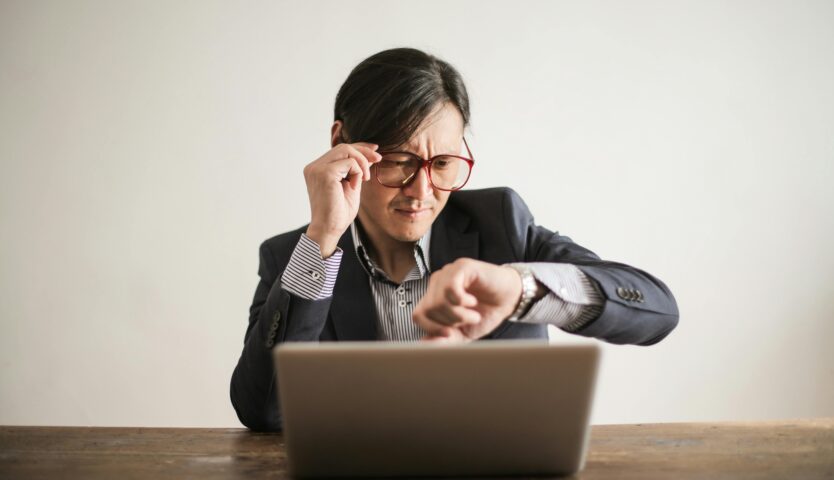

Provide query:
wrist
left=305, top=226, right=340, bottom=258
left=502, top=265, right=523, bottom=305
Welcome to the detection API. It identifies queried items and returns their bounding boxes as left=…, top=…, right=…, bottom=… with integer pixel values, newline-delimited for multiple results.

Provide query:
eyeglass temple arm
left=463, top=136, right=474, bottom=162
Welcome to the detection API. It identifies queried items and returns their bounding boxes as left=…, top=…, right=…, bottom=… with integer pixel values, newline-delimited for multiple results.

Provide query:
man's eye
left=380, top=159, right=411, bottom=168
left=380, top=153, right=418, bottom=165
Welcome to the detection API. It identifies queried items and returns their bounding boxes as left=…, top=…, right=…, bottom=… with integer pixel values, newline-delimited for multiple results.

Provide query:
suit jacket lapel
left=330, top=229, right=378, bottom=341
left=431, top=201, right=516, bottom=340
left=430, top=202, right=479, bottom=271
left=329, top=201, right=480, bottom=341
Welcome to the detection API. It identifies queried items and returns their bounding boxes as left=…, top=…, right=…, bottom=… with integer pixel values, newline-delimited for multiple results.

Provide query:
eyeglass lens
left=376, top=153, right=471, bottom=190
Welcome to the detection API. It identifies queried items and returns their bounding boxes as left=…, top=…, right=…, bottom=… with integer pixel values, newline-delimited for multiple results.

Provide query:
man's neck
left=355, top=218, right=418, bottom=284
left=369, top=243, right=416, bottom=285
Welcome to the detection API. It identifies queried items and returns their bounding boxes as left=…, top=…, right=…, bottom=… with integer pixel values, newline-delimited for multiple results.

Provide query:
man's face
left=358, top=103, right=465, bottom=245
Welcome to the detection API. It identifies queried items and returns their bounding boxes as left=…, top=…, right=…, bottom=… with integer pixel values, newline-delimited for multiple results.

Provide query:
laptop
left=274, top=340, right=601, bottom=478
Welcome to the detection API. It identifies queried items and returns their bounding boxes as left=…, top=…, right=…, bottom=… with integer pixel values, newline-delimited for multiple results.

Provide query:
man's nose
left=402, top=165, right=434, bottom=199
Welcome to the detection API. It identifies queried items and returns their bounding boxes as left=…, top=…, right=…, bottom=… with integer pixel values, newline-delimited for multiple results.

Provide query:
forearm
left=508, top=260, right=677, bottom=345
left=569, top=261, right=679, bottom=345
left=508, top=262, right=604, bottom=331
left=230, top=285, right=333, bottom=432
left=229, top=291, right=283, bottom=432
left=230, top=235, right=342, bottom=431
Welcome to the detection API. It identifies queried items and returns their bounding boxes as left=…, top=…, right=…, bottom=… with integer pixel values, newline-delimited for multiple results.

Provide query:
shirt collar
left=350, top=220, right=432, bottom=283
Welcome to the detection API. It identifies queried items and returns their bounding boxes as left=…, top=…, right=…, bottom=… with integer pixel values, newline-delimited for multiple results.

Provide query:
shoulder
left=447, top=186, right=535, bottom=227
left=444, top=187, right=536, bottom=262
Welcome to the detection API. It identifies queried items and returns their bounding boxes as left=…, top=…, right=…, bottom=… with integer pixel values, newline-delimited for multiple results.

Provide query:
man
left=230, top=47, right=679, bottom=432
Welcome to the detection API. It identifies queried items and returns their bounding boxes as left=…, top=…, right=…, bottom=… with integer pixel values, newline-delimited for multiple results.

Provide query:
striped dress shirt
left=280, top=222, right=604, bottom=340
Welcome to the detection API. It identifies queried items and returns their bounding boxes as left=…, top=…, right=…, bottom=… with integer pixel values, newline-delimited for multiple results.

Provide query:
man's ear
left=330, top=120, right=343, bottom=148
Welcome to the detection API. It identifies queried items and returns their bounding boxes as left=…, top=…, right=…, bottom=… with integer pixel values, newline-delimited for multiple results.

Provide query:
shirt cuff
left=506, top=263, right=604, bottom=330
left=280, top=233, right=343, bottom=300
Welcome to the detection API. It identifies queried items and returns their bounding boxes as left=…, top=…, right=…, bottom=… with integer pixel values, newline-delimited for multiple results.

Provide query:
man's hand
left=412, top=258, right=523, bottom=343
left=303, top=142, right=382, bottom=257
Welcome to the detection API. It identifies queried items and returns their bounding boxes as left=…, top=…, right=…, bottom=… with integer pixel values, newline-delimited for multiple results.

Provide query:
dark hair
left=334, top=47, right=470, bottom=149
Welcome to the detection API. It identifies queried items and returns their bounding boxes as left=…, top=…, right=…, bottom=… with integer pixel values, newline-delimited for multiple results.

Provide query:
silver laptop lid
left=275, top=340, right=600, bottom=477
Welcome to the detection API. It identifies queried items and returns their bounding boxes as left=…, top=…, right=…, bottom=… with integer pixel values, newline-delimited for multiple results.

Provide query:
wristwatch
left=506, top=263, right=538, bottom=322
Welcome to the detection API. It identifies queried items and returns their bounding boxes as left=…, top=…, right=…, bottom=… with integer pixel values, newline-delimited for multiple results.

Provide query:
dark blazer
left=230, top=187, right=679, bottom=431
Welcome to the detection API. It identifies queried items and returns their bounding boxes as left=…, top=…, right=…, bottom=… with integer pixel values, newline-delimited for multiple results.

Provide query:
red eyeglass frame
left=373, top=136, right=476, bottom=191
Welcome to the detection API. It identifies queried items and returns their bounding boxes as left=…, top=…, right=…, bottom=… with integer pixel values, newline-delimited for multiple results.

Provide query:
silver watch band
left=506, top=264, right=537, bottom=321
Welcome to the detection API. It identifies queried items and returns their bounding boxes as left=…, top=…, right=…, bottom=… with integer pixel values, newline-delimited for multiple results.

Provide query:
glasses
left=373, top=137, right=475, bottom=191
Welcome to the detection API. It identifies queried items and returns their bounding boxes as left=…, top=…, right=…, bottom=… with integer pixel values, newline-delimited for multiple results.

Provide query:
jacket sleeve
left=229, top=237, right=335, bottom=432
left=503, top=188, right=679, bottom=346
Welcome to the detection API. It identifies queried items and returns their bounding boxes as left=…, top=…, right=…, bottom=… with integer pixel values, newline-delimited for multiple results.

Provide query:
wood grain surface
left=1, top=418, right=832, bottom=479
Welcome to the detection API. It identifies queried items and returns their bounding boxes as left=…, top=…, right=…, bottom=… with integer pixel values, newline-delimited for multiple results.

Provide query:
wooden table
left=1, top=419, right=832, bottom=479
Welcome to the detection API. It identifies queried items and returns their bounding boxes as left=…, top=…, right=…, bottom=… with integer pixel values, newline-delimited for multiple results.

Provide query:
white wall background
left=1, top=0, right=832, bottom=428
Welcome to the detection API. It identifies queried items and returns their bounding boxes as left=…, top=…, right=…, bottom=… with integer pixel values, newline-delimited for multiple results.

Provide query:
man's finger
left=349, top=144, right=383, bottom=179
left=329, top=144, right=374, bottom=181
left=421, top=334, right=454, bottom=344
left=444, top=305, right=481, bottom=325
left=413, top=309, right=451, bottom=335
left=351, top=141, right=379, bottom=152
left=341, top=145, right=374, bottom=180
left=443, top=269, right=478, bottom=307
left=331, top=156, right=364, bottom=182
left=352, top=143, right=383, bottom=163
left=426, top=304, right=481, bottom=327
left=421, top=329, right=467, bottom=344
left=444, top=287, right=478, bottom=308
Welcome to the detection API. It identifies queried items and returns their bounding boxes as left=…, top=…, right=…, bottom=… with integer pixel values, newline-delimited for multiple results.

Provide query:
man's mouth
left=393, top=207, right=432, bottom=218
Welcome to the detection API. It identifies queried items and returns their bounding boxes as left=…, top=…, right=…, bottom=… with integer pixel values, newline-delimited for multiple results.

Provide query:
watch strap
left=506, top=263, right=537, bottom=322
